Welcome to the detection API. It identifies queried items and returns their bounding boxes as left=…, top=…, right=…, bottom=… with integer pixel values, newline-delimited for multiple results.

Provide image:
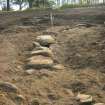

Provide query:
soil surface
left=0, top=8, right=105, bottom=105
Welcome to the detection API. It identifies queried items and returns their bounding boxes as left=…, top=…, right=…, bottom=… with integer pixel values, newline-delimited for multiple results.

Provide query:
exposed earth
left=0, top=8, right=105, bottom=105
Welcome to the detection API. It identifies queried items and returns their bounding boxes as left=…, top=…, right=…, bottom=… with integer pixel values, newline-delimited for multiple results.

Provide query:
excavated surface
left=0, top=8, right=105, bottom=105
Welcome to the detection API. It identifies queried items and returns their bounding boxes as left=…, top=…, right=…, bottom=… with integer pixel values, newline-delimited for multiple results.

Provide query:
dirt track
left=0, top=8, right=105, bottom=105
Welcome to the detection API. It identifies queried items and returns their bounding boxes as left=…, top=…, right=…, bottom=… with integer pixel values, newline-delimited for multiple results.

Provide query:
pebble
left=25, top=69, right=35, bottom=75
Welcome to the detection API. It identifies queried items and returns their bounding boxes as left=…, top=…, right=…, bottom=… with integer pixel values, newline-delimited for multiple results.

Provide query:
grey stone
left=36, top=35, right=55, bottom=46
left=0, top=81, right=18, bottom=93
left=33, top=42, right=41, bottom=48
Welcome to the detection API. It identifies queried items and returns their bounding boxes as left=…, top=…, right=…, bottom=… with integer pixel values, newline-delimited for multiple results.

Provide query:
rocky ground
left=0, top=8, right=105, bottom=105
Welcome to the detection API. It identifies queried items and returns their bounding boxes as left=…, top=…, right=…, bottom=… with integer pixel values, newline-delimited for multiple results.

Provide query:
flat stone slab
left=26, top=55, right=54, bottom=69
left=30, top=49, right=53, bottom=57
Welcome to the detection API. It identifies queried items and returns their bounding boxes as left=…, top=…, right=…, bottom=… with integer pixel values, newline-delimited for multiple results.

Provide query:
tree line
left=0, top=0, right=54, bottom=11
left=0, top=0, right=105, bottom=11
